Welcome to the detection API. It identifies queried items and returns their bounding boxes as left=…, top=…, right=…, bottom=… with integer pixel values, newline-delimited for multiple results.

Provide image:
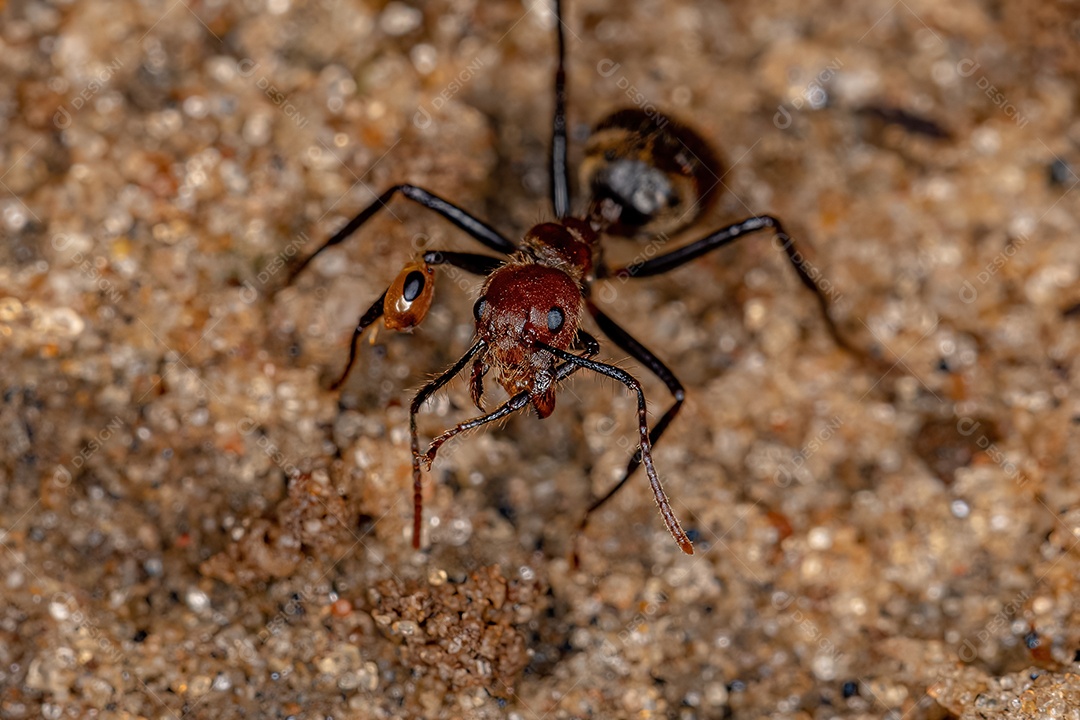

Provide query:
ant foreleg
left=608, top=216, right=861, bottom=358
left=287, top=184, right=516, bottom=283
left=409, top=339, right=488, bottom=549
left=537, top=340, right=694, bottom=555
left=422, top=391, right=533, bottom=472
left=331, top=251, right=504, bottom=390
left=577, top=302, right=686, bottom=542
left=421, top=330, right=599, bottom=468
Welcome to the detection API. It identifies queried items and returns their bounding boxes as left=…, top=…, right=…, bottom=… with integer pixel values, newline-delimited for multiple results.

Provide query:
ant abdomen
left=581, top=108, right=722, bottom=237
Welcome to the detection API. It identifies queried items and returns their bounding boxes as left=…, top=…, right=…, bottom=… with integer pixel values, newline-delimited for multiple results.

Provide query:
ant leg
left=608, top=216, right=860, bottom=357
left=410, top=339, right=488, bottom=549
left=422, top=250, right=504, bottom=276
left=579, top=301, right=685, bottom=535
left=550, top=0, right=570, bottom=219
left=537, top=340, right=694, bottom=555
left=423, top=392, right=533, bottom=470
left=331, top=251, right=504, bottom=390
left=421, top=330, right=599, bottom=467
left=287, top=184, right=516, bottom=282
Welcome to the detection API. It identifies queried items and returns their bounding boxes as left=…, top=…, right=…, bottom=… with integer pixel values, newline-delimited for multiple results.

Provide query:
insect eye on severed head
left=384, top=260, right=435, bottom=331
left=476, top=262, right=582, bottom=418
left=580, top=108, right=723, bottom=237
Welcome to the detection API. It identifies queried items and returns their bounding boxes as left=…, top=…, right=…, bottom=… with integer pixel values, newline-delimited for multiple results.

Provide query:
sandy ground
left=3, top=0, right=1080, bottom=718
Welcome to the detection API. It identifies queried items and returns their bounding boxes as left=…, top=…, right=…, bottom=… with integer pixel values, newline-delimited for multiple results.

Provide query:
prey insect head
left=383, top=259, right=435, bottom=331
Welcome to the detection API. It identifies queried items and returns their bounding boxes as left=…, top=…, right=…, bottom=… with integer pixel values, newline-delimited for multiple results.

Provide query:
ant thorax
left=519, top=220, right=597, bottom=282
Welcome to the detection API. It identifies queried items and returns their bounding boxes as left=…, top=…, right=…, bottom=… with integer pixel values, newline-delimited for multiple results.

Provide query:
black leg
left=410, top=339, right=488, bottom=549
left=537, top=340, right=694, bottom=555
left=551, top=0, right=571, bottom=219
left=422, top=250, right=504, bottom=276
left=331, top=251, right=504, bottom=390
left=610, top=215, right=782, bottom=278
left=581, top=301, right=685, bottom=531
left=288, top=184, right=516, bottom=282
left=608, top=215, right=859, bottom=356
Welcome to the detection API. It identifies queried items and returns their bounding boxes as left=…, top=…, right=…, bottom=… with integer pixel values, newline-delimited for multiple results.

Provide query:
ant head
left=580, top=108, right=722, bottom=238
left=474, top=261, right=582, bottom=417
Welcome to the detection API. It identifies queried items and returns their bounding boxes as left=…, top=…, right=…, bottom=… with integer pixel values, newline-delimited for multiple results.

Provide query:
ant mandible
left=287, top=0, right=855, bottom=556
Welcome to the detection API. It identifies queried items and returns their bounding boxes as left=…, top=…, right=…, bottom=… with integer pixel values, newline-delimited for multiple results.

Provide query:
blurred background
left=2, top=0, right=1080, bottom=717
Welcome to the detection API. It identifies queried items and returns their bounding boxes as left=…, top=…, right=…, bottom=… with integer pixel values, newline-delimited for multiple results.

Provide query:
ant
left=287, top=0, right=856, bottom=556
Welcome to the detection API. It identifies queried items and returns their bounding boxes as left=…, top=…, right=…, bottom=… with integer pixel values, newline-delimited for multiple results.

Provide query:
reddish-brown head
left=475, top=260, right=582, bottom=418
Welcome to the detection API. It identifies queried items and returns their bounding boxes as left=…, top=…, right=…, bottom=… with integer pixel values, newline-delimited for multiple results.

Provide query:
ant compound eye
left=547, top=306, right=565, bottom=333
left=473, top=296, right=487, bottom=323
left=401, top=270, right=426, bottom=302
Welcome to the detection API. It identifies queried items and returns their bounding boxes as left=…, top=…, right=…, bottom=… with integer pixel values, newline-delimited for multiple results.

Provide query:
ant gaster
left=287, top=0, right=856, bottom=556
